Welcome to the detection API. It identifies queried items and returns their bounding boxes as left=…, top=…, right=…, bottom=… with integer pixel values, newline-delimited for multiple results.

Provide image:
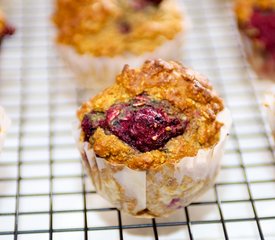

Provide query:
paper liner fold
left=264, top=86, right=275, bottom=138
left=240, top=33, right=275, bottom=80
left=58, top=30, right=185, bottom=91
left=0, top=106, right=10, bottom=153
left=75, top=108, right=231, bottom=218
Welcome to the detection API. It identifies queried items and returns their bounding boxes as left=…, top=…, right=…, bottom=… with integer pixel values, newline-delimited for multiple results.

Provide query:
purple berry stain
left=0, top=24, right=15, bottom=41
left=118, top=21, right=131, bottom=34
left=168, top=198, right=182, bottom=209
left=131, top=0, right=163, bottom=10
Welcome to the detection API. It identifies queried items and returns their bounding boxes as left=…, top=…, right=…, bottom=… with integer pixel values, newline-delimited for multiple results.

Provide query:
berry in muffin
left=75, top=59, right=231, bottom=217
left=81, top=93, right=188, bottom=152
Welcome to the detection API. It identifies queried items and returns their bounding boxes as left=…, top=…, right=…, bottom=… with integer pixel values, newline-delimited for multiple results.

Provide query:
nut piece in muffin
left=53, top=0, right=186, bottom=90
left=0, top=9, right=15, bottom=44
left=0, top=106, right=10, bottom=154
left=235, top=0, right=275, bottom=80
left=74, top=59, right=231, bottom=217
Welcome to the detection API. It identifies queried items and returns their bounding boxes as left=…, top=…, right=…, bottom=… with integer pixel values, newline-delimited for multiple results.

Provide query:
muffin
left=0, top=9, right=15, bottom=44
left=0, top=107, right=10, bottom=153
left=235, top=0, right=275, bottom=80
left=74, top=59, right=231, bottom=218
left=53, top=0, right=186, bottom=90
left=264, top=86, right=275, bottom=138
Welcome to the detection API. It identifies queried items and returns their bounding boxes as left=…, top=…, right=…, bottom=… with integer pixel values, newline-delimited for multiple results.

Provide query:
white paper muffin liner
left=264, top=86, right=275, bottom=138
left=74, top=108, right=231, bottom=218
left=241, top=33, right=275, bottom=80
left=0, top=106, right=10, bottom=153
left=58, top=31, right=185, bottom=91
left=56, top=0, right=187, bottom=91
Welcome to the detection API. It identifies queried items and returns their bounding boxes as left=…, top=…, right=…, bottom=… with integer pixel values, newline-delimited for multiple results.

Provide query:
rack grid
left=0, top=0, right=274, bottom=239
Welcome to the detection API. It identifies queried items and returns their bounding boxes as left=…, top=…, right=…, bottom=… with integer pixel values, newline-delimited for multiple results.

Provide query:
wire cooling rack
left=0, top=0, right=274, bottom=239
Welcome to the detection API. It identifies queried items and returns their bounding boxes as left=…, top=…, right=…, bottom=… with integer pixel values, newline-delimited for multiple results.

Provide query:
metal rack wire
left=0, top=0, right=274, bottom=239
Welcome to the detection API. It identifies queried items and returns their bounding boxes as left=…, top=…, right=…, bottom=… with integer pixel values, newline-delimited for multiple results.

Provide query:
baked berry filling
left=131, top=0, right=163, bottom=10
left=247, top=8, right=275, bottom=58
left=81, top=111, right=106, bottom=141
left=118, top=21, right=131, bottom=34
left=0, top=24, right=15, bottom=40
left=81, top=94, right=188, bottom=152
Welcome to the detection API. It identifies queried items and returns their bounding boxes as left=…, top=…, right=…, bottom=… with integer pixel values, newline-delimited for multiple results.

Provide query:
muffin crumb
left=78, top=60, right=224, bottom=170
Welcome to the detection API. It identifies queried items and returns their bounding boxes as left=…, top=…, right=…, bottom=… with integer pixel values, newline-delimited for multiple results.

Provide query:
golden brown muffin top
left=78, top=59, right=224, bottom=170
left=53, top=0, right=183, bottom=57
left=235, top=0, right=275, bottom=23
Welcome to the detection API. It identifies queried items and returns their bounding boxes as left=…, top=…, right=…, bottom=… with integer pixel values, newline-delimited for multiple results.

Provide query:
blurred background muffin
left=235, top=0, right=275, bottom=80
left=53, top=0, right=186, bottom=90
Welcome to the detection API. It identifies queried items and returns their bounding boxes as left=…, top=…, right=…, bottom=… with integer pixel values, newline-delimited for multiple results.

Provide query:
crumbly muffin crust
left=78, top=60, right=224, bottom=170
left=53, top=0, right=183, bottom=57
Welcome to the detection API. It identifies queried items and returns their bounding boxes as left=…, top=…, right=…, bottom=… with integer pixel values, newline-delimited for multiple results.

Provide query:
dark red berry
left=0, top=24, right=15, bottom=42
left=3, top=24, right=15, bottom=36
left=81, top=94, right=188, bottom=152
left=131, top=0, right=163, bottom=10
left=118, top=21, right=131, bottom=34
left=248, top=8, right=275, bottom=58
left=146, top=0, right=162, bottom=6
left=81, top=111, right=105, bottom=141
